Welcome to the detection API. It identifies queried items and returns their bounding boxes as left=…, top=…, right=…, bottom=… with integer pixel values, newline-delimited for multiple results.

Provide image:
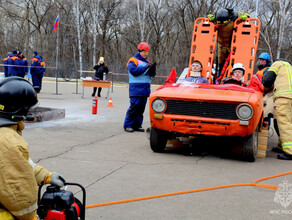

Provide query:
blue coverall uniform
left=14, top=56, right=28, bottom=77
left=7, top=54, right=19, bottom=77
left=30, top=55, right=46, bottom=92
left=123, top=53, right=156, bottom=130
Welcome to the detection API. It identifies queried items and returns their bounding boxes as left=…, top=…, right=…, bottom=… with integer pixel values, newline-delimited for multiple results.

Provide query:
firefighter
left=208, top=8, right=249, bottom=73
left=123, top=42, right=156, bottom=132
left=262, top=60, right=292, bottom=160
left=0, top=77, right=65, bottom=219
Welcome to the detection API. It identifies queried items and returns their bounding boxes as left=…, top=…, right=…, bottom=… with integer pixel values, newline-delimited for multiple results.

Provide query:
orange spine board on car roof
left=187, top=18, right=218, bottom=83
left=226, top=18, right=261, bottom=82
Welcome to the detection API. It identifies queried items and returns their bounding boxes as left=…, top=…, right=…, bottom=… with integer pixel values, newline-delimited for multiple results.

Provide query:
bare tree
left=275, top=0, right=291, bottom=58
left=72, top=0, right=83, bottom=77
left=136, top=0, right=149, bottom=41
left=0, top=0, right=291, bottom=78
left=88, top=0, right=101, bottom=66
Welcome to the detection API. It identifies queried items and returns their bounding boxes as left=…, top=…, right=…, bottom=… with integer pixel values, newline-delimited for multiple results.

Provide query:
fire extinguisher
left=92, top=96, right=98, bottom=114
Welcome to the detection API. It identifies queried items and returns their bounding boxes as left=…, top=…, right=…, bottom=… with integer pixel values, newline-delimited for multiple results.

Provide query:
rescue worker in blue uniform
left=123, top=42, right=156, bottom=132
left=30, top=53, right=46, bottom=93
left=7, top=50, right=19, bottom=77
left=14, top=51, right=28, bottom=77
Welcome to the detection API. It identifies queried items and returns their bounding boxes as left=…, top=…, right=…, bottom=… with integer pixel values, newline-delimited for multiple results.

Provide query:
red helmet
left=137, top=42, right=150, bottom=51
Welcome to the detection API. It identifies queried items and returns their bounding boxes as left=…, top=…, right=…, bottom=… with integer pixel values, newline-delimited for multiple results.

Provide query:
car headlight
left=236, top=104, right=253, bottom=120
left=152, top=99, right=166, bottom=113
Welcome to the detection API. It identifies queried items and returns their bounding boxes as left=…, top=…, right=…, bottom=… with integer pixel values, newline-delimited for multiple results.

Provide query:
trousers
left=274, top=98, right=292, bottom=155
left=123, top=96, right=148, bottom=129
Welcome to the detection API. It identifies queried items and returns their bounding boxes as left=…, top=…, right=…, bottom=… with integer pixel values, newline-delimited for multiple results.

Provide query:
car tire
left=150, top=127, right=168, bottom=153
left=242, top=126, right=258, bottom=162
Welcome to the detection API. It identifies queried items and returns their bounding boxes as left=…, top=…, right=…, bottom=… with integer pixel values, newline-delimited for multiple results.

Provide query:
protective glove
left=240, top=15, right=247, bottom=21
left=44, top=172, right=65, bottom=187
left=207, top=14, right=215, bottom=22
left=146, top=62, right=156, bottom=77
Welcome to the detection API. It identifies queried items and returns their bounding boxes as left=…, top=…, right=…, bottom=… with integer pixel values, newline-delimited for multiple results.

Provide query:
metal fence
left=1, top=58, right=186, bottom=85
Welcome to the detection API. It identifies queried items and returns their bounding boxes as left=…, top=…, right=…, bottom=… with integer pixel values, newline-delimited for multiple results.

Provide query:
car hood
left=151, top=84, right=255, bottom=103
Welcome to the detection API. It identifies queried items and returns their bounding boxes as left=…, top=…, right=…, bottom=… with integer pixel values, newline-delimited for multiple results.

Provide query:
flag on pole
left=52, top=15, right=59, bottom=32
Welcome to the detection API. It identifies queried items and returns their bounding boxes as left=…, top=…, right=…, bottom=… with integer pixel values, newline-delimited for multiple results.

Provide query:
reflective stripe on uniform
left=282, top=142, right=292, bottom=149
left=254, top=74, right=260, bottom=81
left=274, top=90, right=292, bottom=98
left=268, top=66, right=278, bottom=74
left=29, top=158, right=36, bottom=168
left=274, top=62, right=292, bottom=98
left=284, top=62, right=292, bottom=90
left=0, top=208, right=15, bottom=220
left=10, top=202, right=37, bottom=217
left=127, top=57, right=138, bottom=67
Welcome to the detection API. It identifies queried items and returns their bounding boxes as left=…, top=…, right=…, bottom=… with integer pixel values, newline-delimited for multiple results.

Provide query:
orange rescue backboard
left=187, top=18, right=218, bottom=82
left=226, top=18, right=261, bottom=82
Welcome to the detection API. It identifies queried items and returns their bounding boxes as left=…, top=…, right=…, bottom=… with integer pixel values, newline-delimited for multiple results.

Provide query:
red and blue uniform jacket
left=7, top=54, right=19, bottom=76
left=127, top=53, right=155, bottom=97
left=14, top=56, right=28, bottom=77
left=30, top=55, right=46, bottom=77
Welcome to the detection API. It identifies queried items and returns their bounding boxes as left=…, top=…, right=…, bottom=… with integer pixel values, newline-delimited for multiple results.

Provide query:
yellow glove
left=44, top=172, right=65, bottom=187
left=0, top=209, right=15, bottom=220
left=240, top=15, right=247, bottom=21
left=207, top=14, right=215, bottom=22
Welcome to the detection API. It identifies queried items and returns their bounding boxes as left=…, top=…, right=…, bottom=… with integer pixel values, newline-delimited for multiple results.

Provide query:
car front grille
left=164, top=100, right=238, bottom=120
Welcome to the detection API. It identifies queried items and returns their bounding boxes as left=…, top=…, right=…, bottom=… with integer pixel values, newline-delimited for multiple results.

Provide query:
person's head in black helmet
left=0, top=77, right=37, bottom=122
left=215, top=8, right=231, bottom=25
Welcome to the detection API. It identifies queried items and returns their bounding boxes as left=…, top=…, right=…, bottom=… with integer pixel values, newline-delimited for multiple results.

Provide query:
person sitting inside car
left=184, top=60, right=209, bottom=84
left=222, top=63, right=247, bottom=86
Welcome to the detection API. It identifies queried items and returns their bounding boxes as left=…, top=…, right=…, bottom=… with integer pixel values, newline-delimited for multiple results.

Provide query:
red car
left=149, top=17, right=267, bottom=162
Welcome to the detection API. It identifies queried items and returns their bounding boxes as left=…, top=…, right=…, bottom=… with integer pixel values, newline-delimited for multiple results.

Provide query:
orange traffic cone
left=107, top=97, right=114, bottom=107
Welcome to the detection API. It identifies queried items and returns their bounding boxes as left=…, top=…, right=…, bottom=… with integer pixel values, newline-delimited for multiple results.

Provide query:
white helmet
left=232, top=63, right=245, bottom=75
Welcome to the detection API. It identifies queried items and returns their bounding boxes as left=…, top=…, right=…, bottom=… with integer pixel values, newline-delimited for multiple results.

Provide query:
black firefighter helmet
left=215, top=8, right=237, bottom=25
left=0, top=77, right=38, bottom=121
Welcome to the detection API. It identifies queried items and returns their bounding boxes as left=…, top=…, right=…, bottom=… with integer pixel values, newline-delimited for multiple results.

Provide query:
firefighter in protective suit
left=208, top=8, right=249, bottom=73
left=0, top=77, right=65, bottom=219
left=262, top=60, right=292, bottom=160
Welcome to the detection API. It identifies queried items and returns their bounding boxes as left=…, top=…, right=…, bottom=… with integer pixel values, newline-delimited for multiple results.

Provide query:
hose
left=86, top=171, right=292, bottom=209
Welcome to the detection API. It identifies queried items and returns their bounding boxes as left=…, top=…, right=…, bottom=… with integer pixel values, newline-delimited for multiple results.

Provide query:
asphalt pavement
left=23, top=79, right=292, bottom=220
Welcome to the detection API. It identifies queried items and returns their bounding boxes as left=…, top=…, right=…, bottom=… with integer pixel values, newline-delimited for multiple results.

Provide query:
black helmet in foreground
left=0, top=77, right=38, bottom=121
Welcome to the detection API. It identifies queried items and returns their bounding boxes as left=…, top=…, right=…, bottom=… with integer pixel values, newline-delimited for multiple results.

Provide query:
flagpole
left=55, top=15, right=59, bottom=95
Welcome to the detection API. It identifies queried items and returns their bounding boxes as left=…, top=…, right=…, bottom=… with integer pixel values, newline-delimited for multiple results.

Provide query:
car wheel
left=150, top=127, right=168, bottom=153
left=242, top=126, right=258, bottom=162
